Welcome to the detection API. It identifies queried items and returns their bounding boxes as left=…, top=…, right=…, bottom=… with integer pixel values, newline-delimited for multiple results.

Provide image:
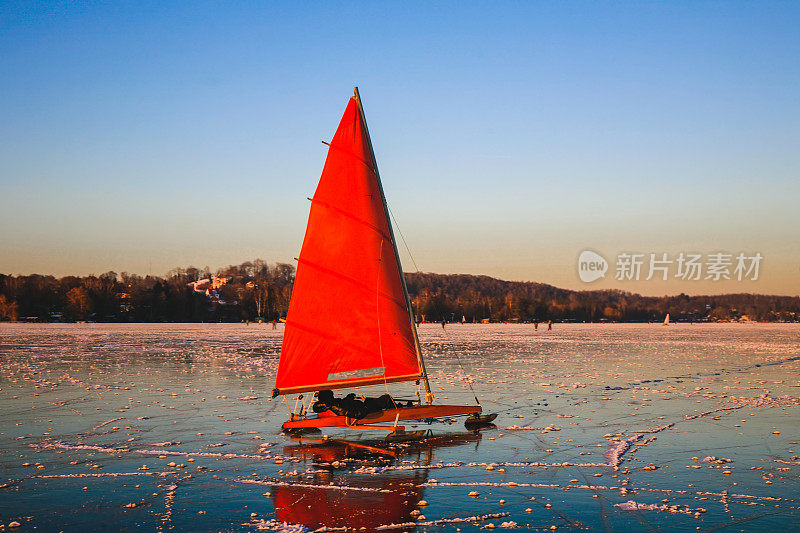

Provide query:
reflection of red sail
left=283, top=442, right=356, bottom=463
left=275, top=97, right=422, bottom=396
left=273, top=432, right=481, bottom=530
left=273, top=473, right=424, bottom=531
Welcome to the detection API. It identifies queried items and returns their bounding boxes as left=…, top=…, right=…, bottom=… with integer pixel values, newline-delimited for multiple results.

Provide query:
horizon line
left=2, top=265, right=798, bottom=300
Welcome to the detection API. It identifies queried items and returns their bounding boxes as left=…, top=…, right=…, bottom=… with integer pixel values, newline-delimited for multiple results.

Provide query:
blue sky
left=1, top=1, right=798, bottom=295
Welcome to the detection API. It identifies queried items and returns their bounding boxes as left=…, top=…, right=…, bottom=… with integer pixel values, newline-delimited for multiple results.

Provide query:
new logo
left=578, top=250, right=608, bottom=283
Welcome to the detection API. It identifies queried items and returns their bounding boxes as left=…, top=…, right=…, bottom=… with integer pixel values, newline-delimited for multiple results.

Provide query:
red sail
left=274, top=97, right=422, bottom=395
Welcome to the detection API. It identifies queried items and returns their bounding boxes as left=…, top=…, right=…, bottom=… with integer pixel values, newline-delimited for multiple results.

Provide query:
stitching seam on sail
left=310, top=197, right=391, bottom=243
left=283, top=318, right=391, bottom=361
left=296, top=257, right=408, bottom=312
left=325, top=141, right=375, bottom=175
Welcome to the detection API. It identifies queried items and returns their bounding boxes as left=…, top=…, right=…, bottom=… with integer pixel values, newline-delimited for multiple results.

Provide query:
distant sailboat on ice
left=663, top=313, right=670, bottom=326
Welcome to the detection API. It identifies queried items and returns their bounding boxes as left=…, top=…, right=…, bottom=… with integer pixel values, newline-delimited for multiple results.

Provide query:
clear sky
left=1, top=2, right=798, bottom=296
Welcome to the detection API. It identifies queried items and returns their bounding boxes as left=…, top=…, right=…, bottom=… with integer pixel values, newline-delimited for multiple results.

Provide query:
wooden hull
left=282, top=404, right=482, bottom=430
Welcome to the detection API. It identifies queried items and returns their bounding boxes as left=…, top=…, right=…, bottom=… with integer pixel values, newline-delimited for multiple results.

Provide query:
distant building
left=116, top=292, right=132, bottom=314
left=188, top=277, right=230, bottom=293
left=188, top=279, right=212, bottom=292
left=212, top=277, right=229, bottom=290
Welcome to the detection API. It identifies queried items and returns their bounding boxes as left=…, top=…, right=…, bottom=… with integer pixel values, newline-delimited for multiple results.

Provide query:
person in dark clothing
left=312, top=389, right=335, bottom=413
left=311, top=390, right=366, bottom=418
left=364, top=393, right=395, bottom=413
left=338, top=393, right=368, bottom=419
left=312, top=390, right=396, bottom=419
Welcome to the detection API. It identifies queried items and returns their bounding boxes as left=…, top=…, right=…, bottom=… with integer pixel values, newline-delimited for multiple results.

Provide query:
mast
left=352, top=87, right=434, bottom=404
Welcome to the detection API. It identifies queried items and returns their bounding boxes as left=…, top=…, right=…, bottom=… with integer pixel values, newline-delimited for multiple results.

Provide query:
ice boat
left=271, top=88, right=485, bottom=432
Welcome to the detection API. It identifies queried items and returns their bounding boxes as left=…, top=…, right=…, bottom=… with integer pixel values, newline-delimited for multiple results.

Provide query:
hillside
left=2, top=262, right=799, bottom=322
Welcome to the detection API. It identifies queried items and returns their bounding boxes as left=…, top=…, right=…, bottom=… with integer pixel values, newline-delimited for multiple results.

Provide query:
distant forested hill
left=406, top=272, right=800, bottom=323
left=1, top=262, right=798, bottom=322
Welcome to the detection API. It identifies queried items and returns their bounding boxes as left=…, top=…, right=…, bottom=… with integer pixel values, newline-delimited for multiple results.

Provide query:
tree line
left=0, top=260, right=294, bottom=323
left=405, top=273, right=800, bottom=323
left=1, top=262, right=798, bottom=322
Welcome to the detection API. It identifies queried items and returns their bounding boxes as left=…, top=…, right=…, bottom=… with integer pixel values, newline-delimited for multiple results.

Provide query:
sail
left=663, top=313, right=670, bottom=325
left=274, top=97, right=422, bottom=395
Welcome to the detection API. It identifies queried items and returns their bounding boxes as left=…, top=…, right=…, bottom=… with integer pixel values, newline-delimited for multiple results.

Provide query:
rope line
left=376, top=239, right=399, bottom=412
left=388, top=201, right=480, bottom=407
left=439, top=324, right=481, bottom=407
left=387, top=203, right=421, bottom=273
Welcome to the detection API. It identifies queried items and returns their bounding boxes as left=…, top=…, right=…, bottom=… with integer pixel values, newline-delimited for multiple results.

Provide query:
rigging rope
left=387, top=204, right=421, bottom=274
left=388, top=201, right=481, bottom=407
left=442, top=327, right=482, bottom=406
left=376, top=240, right=399, bottom=411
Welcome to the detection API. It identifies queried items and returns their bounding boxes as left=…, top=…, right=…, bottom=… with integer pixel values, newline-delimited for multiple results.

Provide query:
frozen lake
left=1, top=323, right=799, bottom=531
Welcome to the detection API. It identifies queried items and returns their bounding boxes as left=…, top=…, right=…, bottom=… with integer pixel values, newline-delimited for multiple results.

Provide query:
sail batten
left=284, top=318, right=401, bottom=363
left=295, top=257, right=409, bottom=312
left=310, top=198, right=392, bottom=242
left=324, top=142, right=376, bottom=173
left=274, top=96, right=422, bottom=395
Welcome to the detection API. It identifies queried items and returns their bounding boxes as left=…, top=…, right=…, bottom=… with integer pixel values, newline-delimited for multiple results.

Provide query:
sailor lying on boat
left=311, top=389, right=413, bottom=419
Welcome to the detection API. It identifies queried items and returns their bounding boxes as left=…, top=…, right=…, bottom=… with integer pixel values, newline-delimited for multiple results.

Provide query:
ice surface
left=1, top=322, right=799, bottom=531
